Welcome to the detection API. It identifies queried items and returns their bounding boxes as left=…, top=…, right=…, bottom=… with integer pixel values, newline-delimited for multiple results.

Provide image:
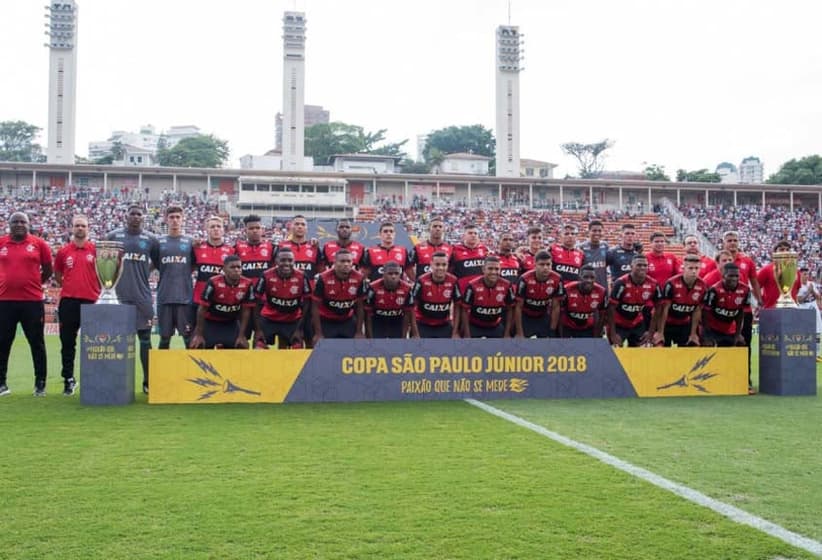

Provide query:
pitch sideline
left=466, top=399, right=822, bottom=557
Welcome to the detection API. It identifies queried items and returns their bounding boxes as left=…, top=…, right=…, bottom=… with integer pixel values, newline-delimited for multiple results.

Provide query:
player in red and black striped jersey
left=497, top=232, right=523, bottom=283
left=516, top=226, right=545, bottom=273
left=409, top=217, right=452, bottom=280
left=193, top=216, right=235, bottom=308
left=514, top=250, right=563, bottom=338
left=321, top=219, right=366, bottom=271
left=550, top=224, right=585, bottom=285
left=362, top=222, right=411, bottom=283
left=410, top=251, right=461, bottom=339
left=459, top=256, right=515, bottom=338
left=365, top=261, right=415, bottom=339
left=657, top=255, right=705, bottom=347
left=312, top=249, right=367, bottom=341
left=450, top=223, right=489, bottom=294
left=702, top=263, right=750, bottom=347
left=235, top=214, right=275, bottom=343
left=254, top=248, right=311, bottom=349
left=560, top=265, right=608, bottom=338
left=190, top=255, right=255, bottom=349
left=608, top=254, right=662, bottom=347
left=276, top=215, right=321, bottom=282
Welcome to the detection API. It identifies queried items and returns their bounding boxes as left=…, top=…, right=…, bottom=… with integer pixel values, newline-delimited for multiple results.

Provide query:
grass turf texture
left=0, top=335, right=818, bottom=559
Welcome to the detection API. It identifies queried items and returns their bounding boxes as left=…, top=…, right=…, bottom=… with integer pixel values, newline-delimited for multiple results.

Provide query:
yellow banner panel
left=615, top=347, right=748, bottom=397
left=148, top=349, right=310, bottom=404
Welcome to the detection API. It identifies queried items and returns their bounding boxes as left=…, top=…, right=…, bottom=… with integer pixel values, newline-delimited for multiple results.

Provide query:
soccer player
left=683, top=234, right=716, bottom=278
left=365, top=261, right=415, bottom=339
left=656, top=255, right=705, bottom=347
left=702, top=263, right=750, bottom=349
left=646, top=232, right=681, bottom=287
left=153, top=205, right=195, bottom=350
left=53, top=214, right=100, bottom=395
left=516, top=226, right=545, bottom=273
left=608, top=254, right=661, bottom=347
left=362, top=221, right=411, bottom=283
left=450, top=223, right=489, bottom=294
left=235, top=214, right=275, bottom=343
left=278, top=215, right=322, bottom=347
left=579, top=220, right=609, bottom=290
left=312, top=249, right=367, bottom=341
left=192, top=215, right=235, bottom=328
left=409, top=216, right=452, bottom=280
left=550, top=224, right=585, bottom=285
left=410, top=251, right=461, bottom=339
left=514, top=250, right=563, bottom=338
left=606, top=223, right=641, bottom=283
left=497, top=232, right=523, bottom=283
left=107, top=205, right=158, bottom=394
left=254, top=248, right=310, bottom=349
left=722, top=230, right=762, bottom=381
left=0, top=212, right=53, bottom=397
left=458, top=256, right=515, bottom=338
left=703, top=250, right=734, bottom=288
left=190, top=255, right=255, bottom=349
left=321, top=219, right=366, bottom=271
left=559, top=265, right=608, bottom=338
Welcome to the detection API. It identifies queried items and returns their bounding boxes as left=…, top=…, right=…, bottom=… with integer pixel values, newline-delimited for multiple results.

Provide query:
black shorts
left=371, top=316, right=405, bottom=339
left=616, top=324, right=646, bottom=347
left=321, top=318, right=357, bottom=339
left=469, top=323, right=505, bottom=338
left=260, top=316, right=300, bottom=345
left=121, top=298, right=154, bottom=331
left=418, top=322, right=452, bottom=339
left=158, top=304, right=191, bottom=338
left=203, top=320, right=241, bottom=349
left=521, top=314, right=554, bottom=338
left=664, top=323, right=693, bottom=347
left=703, top=328, right=738, bottom=347
left=563, top=326, right=596, bottom=338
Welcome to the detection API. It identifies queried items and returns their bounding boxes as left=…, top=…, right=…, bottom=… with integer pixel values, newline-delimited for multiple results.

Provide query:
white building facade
left=495, top=25, right=522, bottom=178
left=739, top=156, right=764, bottom=184
left=281, top=12, right=307, bottom=172
left=438, top=153, right=491, bottom=175
left=46, top=0, right=79, bottom=164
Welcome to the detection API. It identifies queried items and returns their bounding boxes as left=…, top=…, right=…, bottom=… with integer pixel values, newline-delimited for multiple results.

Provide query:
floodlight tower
left=281, top=11, right=307, bottom=171
left=494, top=24, right=523, bottom=177
left=44, top=0, right=79, bottom=164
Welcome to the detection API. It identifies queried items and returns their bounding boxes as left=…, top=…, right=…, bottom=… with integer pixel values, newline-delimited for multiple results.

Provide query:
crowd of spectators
left=679, top=204, right=822, bottom=274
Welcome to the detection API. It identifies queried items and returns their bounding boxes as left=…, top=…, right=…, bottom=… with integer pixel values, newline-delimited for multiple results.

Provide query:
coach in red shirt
left=0, top=212, right=53, bottom=397
left=54, top=215, right=101, bottom=396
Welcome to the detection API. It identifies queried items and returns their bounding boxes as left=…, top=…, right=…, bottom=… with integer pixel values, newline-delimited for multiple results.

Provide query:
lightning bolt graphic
left=188, top=356, right=223, bottom=379
left=657, top=375, right=688, bottom=390
left=197, top=391, right=218, bottom=401
left=187, top=377, right=221, bottom=388
left=689, top=352, right=715, bottom=374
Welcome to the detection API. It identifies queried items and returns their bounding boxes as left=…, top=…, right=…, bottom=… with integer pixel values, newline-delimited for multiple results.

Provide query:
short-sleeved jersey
left=193, top=242, right=235, bottom=305
left=610, top=274, right=661, bottom=329
left=106, top=229, right=158, bottom=304
left=154, top=234, right=194, bottom=305
left=449, top=243, right=489, bottom=293
left=647, top=252, right=682, bottom=287
left=0, top=234, right=53, bottom=301
left=550, top=244, right=585, bottom=284
left=235, top=240, right=275, bottom=281
left=519, top=250, right=540, bottom=273
left=410, top=272, right=459, bottom=327
left=365, top=279, right=414, bottom=320
left=606, top=246, right=639, bottom=283
left=497, top=253, right=523, bottom=283
left=732, top=253, right=758, bottom=287
left=321, top=240, right=366, bottom=270
left=410, top=241, right=452, bottom=278
left=312, top=269, right=367, bottom=322
left=698, top=255, right=717, bottom=278
left=278, top=240, right=321, bottom=283
left=461, top=277, right=514, bottom=329
left=363, top=245, right=410, bottom=282
left=256, top=268, right=310, bottom=323
left=703, top=281, right=751, bottom=335
left=561, top=281, right=608, bottom=332
left=579, top=241, right=609, bottom=289
left=661, top=274, right=707, bottom=326
left=54, top=241, right=100, bottom=301
left=515, top=270, right=565, bottom=318
left=200, top=274, right=256, bottom=322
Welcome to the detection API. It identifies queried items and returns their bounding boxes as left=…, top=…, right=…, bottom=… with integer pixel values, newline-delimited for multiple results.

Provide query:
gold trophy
left=773, top=251, right=799, bottom=309
left=95, top=241, right=125, bottom=304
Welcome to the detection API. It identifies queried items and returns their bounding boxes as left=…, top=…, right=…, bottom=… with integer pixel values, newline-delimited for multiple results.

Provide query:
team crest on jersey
left=692, top=292, right=701, bottom=301
left=735, top=297, right=743, bottom=305
left=590, top=301, right=599, bottom=310
left=642, top=291, right=651, bottom=300
left=237, top=291, right=246, bottom=299
left=496, top=293, right=504, bottom=302
left=289, top=286, right=299, bottom=295
left=65, top=256, right=74, bottom=268
left=86, top=253, right=94, bottom=262
left=348, top=286, right=358, bottom=295
left=0, top=247, right=6, bottom=256
left=305, top=248, right=313, bottom=257
left=261, top=249, right=268, bottom=257
left=27, top=244, right=35, bottom=252
left=443, top=289, right=451, bottom=298
left=396, top=296, right=405, bottom=305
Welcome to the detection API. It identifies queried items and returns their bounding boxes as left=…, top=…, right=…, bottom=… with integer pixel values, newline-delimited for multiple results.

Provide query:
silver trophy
left=95, top=241, right=125, bottom=304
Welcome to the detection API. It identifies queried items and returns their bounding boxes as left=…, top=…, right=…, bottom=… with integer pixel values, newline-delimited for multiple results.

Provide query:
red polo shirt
left=0, top=234, right=52, bottom=301
left=54, top=241, right=101, bottom=301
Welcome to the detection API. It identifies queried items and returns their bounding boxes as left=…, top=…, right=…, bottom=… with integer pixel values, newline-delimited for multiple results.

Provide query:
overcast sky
left=3, top=0, right=820, bottom=178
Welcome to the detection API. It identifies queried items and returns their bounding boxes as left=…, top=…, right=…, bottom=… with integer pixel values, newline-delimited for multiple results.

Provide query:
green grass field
left=1, top=335, right=820, bottom=559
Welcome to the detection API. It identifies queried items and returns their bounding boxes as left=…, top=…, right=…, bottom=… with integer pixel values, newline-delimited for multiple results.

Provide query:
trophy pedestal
left=80, top=304, right=137, bottom=405
left=758, top=308, right=817, bottom=396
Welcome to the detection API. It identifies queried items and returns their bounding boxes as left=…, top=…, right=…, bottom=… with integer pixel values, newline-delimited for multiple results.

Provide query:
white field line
left=466, top=399, right=822, bottom=558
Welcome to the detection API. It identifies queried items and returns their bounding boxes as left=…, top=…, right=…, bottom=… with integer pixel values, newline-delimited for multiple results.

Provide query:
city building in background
left=88, top=125, right=202, bottom=166
left=436, top=152, right=492, bottom=175
left=716, top=162, right=739, bottom=184
left=494, top=24, right=523, bottom=177
left=281, top=12, right=307, bottom=171
left=520, top=158, right=557, bottom=179
left=275, top=105, right=329, bottom=150
left=739, top=156, right=764, bottom=184
left=45, top=0, right=79, bottom=164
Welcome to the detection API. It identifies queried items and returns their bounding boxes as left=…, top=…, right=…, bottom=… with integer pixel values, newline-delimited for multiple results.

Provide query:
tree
left=156, top=134, right=229, bottom=168
left=767, top=155, right=822, bottom=185
left=423, top=125, right=494, bottom=163
left=304, top=122, right=407, bottom=165
left=0, top=120, right=43, bottom=162
left=643, top=164, right=670, bottom=181
left=110, top=140, right=125, bottom=162
left=675, top=169, right=721, bottom=183
left=560, top=139, right=613, bottom=178
left=399, top=159, right=430, bottom=174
